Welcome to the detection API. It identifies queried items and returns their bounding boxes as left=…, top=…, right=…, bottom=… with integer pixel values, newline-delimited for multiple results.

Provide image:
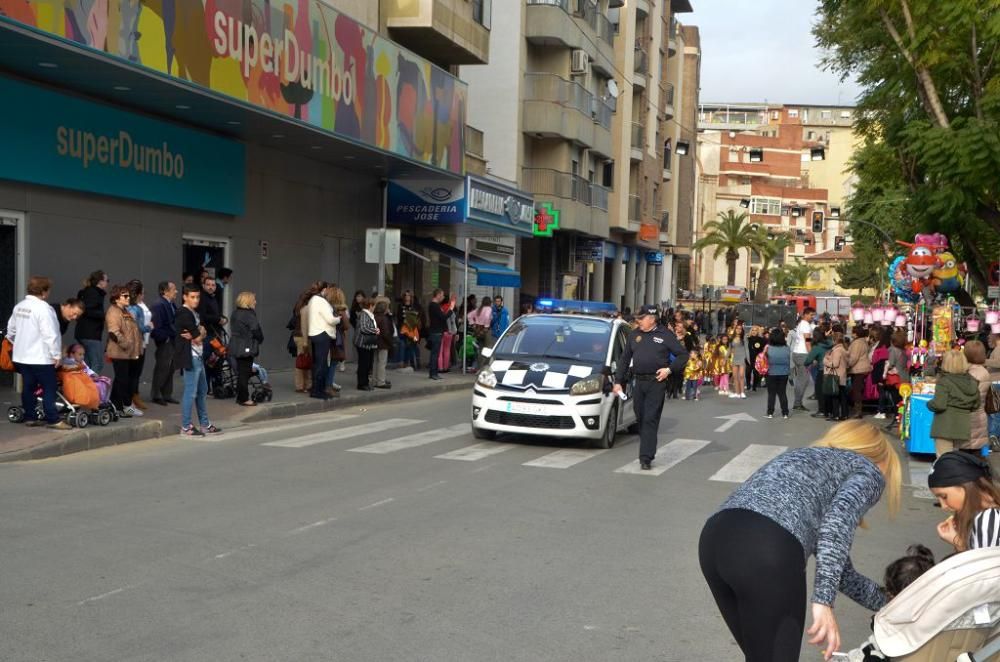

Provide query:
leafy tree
left=772, top=260, right=815, bottom=291
left=814, top=0, right=1000, bottom=291
left=752, top=231, right=793, bottom=303
left=692, top=210, right=757, bottom=286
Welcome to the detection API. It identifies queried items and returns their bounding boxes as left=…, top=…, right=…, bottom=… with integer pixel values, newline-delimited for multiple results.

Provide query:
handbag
left=885, top=372, right=902, bottom=388
left=754, top=348, right=769, bottom=376
left=822, top=373, right=840, bottom=396
left=985, top=384, right=1000, bottom=416
left=295, top=352, right=312, bottom=370
left=0, top=334, right=13, bottom=372
left=286, top=333, right=297, bottom=358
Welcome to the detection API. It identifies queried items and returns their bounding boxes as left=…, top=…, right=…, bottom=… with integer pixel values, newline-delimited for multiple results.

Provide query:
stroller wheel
left=265, top=390, right=273, bottom=402
left=7, top=406, right=24, bottom=424
left=252, top=391, right=266, bottom=403
left=97, top=409, right=113, bottom=426
left=213, top=386, right=227, bottom=400
left=75, top=412, right=89, bottom=428
left=224, top=386, right=236, bottom=399
left=66, top=413, right=78, bottom=427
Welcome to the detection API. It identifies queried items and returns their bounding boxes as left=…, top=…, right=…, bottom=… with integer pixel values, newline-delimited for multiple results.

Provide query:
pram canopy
left=874, top=546, right=1000, bottom=658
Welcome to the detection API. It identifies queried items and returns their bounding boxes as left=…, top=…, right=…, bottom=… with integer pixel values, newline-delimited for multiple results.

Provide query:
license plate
left=504, top=401, right=549, bottom=415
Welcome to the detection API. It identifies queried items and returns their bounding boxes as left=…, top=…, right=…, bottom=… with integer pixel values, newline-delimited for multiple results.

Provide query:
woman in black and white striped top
left=928, top=451, right=1000, bottom=551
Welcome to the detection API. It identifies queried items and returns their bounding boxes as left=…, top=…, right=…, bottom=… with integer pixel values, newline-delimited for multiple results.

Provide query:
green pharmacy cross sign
left=533, top=202, right=560, bottom=237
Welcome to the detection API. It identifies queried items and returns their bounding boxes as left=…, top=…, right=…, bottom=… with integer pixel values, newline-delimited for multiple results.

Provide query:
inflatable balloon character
left=895, top=241, right=939, bottom=294
left=913, top=233, right=949, bottom=252
left=889, top=255, right=918, bottom=302
left=931, top=251, right=964, bottom=294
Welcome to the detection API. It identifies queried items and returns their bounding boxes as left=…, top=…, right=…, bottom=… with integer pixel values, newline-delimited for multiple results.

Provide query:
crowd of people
left=3, top=268, right=247, bottom=436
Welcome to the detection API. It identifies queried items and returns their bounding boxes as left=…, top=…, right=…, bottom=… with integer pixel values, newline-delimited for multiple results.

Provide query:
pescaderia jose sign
left=0, top=76, right=245, bottom=215
left=8, top=0, right=467, bottom=175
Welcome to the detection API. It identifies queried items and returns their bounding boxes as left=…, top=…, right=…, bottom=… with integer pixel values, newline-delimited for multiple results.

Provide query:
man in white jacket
left=6, top=276, right=70, bottom=429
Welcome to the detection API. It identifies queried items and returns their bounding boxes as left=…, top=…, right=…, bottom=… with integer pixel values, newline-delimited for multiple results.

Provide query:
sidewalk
left=0, top=364, right=475, bottom=463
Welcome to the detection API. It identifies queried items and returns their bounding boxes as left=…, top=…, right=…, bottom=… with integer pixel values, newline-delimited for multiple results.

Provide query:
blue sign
left=0, top=76, right=244, bottom=215
left=387, top=179, right=466, bottom=225
left=645, top=251, right=664, bottom=265
left=466, top=176, right=535, bottom=237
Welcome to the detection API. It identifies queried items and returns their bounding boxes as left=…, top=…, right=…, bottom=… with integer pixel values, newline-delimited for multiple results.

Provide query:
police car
left=471, top=313, right=637, bottom=447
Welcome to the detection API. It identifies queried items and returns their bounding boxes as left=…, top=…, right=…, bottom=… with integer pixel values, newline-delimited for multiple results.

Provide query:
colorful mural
left=1, top=0, right=467, bottom=174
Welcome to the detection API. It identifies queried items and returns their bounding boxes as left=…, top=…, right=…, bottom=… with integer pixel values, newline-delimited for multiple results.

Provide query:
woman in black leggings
left=699, top=420, right=902, bottom=661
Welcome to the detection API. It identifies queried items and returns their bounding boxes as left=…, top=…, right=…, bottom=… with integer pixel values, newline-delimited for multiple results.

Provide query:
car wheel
left=472, top=425, right=496, bottom=440
left=593, top=401, right=618, bottom=449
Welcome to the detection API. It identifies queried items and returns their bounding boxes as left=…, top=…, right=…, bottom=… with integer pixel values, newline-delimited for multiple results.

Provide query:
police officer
left=613, top=304, right=689, bottom=470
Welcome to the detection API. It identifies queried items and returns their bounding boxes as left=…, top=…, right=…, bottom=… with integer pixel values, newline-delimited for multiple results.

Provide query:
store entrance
left=182, top=234, right=231, bottom=313
left=0, top=211, right=23, bottom=388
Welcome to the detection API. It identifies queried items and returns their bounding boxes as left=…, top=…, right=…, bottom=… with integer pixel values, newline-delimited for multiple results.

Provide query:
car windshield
left=494, top=316, right=611, bottom=363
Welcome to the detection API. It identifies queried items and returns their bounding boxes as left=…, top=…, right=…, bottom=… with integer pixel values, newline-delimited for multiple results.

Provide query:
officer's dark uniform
left=614, top=305, right=689, bottom=469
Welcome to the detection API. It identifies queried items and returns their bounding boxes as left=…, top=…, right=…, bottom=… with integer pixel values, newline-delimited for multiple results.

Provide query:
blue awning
left=409, top=237, right=521, bottom=288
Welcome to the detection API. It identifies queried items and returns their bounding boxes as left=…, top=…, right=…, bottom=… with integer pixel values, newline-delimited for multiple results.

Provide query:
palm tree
left=782, top=259, right=817, bottom=289
left=692, top=210, right=757, bottom=286
left=752, top=231, right=793, bottom=303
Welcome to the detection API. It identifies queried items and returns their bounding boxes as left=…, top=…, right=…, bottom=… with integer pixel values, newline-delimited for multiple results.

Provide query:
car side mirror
left=480, top=346, right=494, bottom=359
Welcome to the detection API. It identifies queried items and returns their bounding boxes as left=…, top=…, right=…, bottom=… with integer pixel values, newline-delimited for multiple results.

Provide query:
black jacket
left=197, top=290, right=224, bottom=335
left=173, top=306, right=203, bottom=371
left=428, top=301, right=447, bottom=334
left=75, top=285, right=106, bottom=341
left=615, top=324, right=689, bottom=385
left=228, top=308, right=263, bottom=359
left=51, top=303, right=71, bottom=336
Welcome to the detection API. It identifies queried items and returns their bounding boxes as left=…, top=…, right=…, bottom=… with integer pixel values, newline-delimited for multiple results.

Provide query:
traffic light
left=811, top=211, right=824, bottom=233
left=834, top=236, right=846, bottom=252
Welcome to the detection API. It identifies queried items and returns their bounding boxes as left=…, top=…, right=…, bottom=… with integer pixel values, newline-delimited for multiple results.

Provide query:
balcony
left=630, top=122, right=645, bottom=161
left=633, top=46, right=649, bottom=77
left=522, top=167, right=610, bottom=236
left=525, top=0, right=616, bottom=75
left=465, top=125, right=487, bottom=176
left=628, top=194, right=641, bottom=223
left=667, top=16, right=678, bottom=56
left=385, top=0, right=490, bottom=66
left=522, top=73, right=613, bottom=156
left=659, top=82, right=675, bottom=119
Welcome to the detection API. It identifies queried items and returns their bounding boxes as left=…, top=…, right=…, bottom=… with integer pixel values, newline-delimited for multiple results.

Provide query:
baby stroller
left=7, top=380, right=117, bottom=428
left=871, top=546, right=1000, bottom=661
left=224, top=354, right=273, bottom=403
left=205, top=329, right=236, bottom=400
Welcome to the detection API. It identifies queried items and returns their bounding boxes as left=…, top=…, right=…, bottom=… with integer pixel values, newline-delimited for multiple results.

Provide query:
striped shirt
left=970, top=508, right=1000, bottom=549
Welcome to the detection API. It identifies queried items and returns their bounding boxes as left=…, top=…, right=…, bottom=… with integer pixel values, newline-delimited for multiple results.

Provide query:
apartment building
left=694, top=102, right=858, bottom=291
left=462, top=0, right=697, bottom=308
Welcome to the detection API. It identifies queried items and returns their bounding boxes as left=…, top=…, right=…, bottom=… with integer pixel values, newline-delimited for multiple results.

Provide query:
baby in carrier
left=61, top=344, right=112, bottom=405
left=848, top=545, right=937, bottom=661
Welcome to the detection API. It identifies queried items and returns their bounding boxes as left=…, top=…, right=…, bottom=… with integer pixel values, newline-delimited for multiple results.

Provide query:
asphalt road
left=0, top=386, right=947, bottom=662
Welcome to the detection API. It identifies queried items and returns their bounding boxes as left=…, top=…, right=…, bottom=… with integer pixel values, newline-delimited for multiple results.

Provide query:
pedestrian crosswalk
left=249, top=415, right=806, bottom=483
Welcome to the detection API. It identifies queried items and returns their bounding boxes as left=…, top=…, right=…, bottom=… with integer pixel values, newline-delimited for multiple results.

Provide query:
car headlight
left=476, top=368, right=497, bottom=389
left=570, top=375, right=604, bottom=396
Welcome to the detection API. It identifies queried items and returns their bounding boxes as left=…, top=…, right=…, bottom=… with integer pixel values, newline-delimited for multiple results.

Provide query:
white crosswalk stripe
left=435, top=442, right=518, bottom=462
left=523, top=448, right=609, bottom=469
left=347, top=424, right=470, bottom=454
left=261, top=418, right=424, bottom=449
left=709, top=444, right=786, bottom=483
left=615, top=438, right=711, bottom=476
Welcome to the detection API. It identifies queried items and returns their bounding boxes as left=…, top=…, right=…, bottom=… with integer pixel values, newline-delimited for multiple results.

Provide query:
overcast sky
left=687, top=0, right=863, bottom=106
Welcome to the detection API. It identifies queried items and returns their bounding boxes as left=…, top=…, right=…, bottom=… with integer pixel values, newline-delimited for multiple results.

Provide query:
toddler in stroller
left=6, top=345, right=117, bottom=428
left=846, top=545, right=1000, bottom=661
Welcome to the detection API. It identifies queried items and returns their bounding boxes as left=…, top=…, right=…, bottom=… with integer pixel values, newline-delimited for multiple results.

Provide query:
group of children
left=681, top=334, right=734, bottom=401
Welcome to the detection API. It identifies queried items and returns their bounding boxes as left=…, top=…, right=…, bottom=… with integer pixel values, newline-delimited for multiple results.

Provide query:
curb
left=0, top=377, right=473, bottom=463
left=0, top=420, right=164, bottom=463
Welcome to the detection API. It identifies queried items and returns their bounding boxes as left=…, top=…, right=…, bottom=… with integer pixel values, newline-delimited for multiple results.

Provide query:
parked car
left=471, top=314, right=637, bottom=448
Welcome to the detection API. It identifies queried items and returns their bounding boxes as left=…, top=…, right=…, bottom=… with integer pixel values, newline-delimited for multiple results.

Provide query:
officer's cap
left=636, top=304, right=659, bottom=317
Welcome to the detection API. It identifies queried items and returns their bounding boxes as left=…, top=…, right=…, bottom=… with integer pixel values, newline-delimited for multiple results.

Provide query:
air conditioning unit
left=571, top=49, right=590, bottom=75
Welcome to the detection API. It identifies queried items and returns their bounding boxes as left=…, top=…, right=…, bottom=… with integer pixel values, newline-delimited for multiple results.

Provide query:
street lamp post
left=844, top=217, right=894, bottom=299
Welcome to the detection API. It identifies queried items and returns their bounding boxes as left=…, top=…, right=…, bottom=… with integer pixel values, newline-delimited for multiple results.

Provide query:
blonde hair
left=813, top=420, right=902, bottom=519
left=324, top=286, right=347, bottom=309
left=940, top=349, right=969, bottom=374
left=235, top=291, right=256, bottom=309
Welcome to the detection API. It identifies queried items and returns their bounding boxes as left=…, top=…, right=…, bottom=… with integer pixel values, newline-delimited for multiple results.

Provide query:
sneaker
left=783, top=415, right=789, bottom=420
left=47, top=421, right=73, bottom=430
left=204, top=424, right=223, bottom=435
left=740, top=393, right=747, bottom=399
left=180, top=425, right=205, bottom=437
left=873, top=413, right=886, bottom=420
left=124, top=406, right=144, bottom=417
left=330, top=383, right=343, bottom=392
left=766, top=414, right=774, bottom=419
